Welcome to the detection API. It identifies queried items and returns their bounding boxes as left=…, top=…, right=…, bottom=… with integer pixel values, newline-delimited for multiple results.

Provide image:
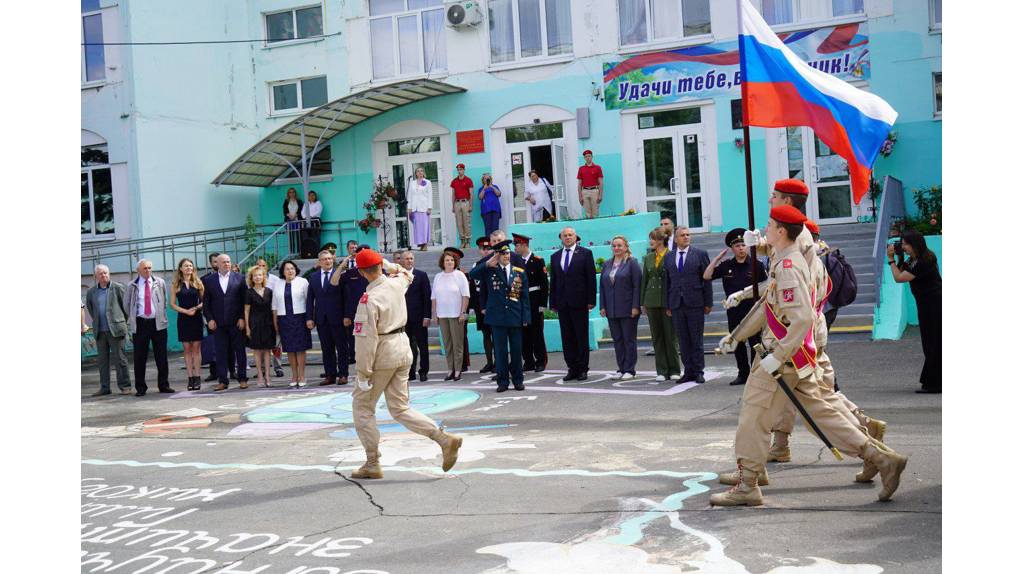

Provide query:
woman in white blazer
left=407, top=167, right=433, bottom=251
left=271, top=260, right=312, bottom=387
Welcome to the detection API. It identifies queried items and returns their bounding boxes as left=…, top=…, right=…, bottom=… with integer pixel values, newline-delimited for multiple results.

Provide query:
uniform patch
left=782, top=259, right=793, bottom=269
left=782, top=288, right=794, bottom=303
left=353, top=322, right=364, bottom=335
left=359, top=293, right=368, bottom=304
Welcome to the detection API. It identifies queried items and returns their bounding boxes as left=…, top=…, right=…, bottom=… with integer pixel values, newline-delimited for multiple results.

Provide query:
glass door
left=677, top=125, right=707, bottom=231
left=508, top=148, right=529, bottom=224
left=639, top=126, right=707, bottom=232
left=786, top=127, right=856, bottom=224
left=388, top=157, right=442, bottom=248
left=551, top=142, right=569, bottom=220
left=640, top=130, right=680, bottom=224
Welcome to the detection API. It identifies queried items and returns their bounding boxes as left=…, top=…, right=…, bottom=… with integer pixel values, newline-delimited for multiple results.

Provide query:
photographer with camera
left=478, top=173, right=503, bottom=237
left=887, top=229, right=942, bottom=394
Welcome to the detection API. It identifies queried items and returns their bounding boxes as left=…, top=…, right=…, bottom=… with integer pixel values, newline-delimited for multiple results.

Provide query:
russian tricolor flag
left=738, top=0, right=897, bottom=203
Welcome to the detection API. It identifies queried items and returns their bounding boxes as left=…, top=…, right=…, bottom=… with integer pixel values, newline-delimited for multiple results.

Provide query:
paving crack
left=684, top=397, right=741, bottom=422
left=334, top=461, right=385, bottom=515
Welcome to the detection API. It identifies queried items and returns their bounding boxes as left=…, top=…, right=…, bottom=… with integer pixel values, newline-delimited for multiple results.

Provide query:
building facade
left=83, top=0, right=942, bottom=255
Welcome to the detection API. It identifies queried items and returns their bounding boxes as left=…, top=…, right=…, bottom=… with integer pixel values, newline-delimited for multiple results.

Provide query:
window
left=270, top=76, right=328, bottom=114
left=387, top=136, right=441, bottom=156
left=730, top=99, right=744, bottom=130
left=758, top=0, right=864, bottom=27
left=618, top=0, right=710, bottom=48
left=933, top=72, right=941, bottom=116
left=504, top=123, right=564, bottom=143
left=265, top=5, right=324, bottom=44
left=82, top=144, right=114, bottom=237
left=489, top=0, right=573, bottom=65
left=638, top=108, right=701, bottom=129
left=930, top=0, right=942, bottom=30
left=82, top=1, right=105, bottom=82
left=369, top=0, right=447, bottom=80
left=276, top=146, right=333, bottom=182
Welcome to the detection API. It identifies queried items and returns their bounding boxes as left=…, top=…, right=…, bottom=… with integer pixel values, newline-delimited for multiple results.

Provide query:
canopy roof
left=213, top=79, right=465, bottom=187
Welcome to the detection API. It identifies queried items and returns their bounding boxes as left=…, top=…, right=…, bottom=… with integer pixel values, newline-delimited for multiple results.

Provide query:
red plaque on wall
left=456, top=130, right=485, bottom=154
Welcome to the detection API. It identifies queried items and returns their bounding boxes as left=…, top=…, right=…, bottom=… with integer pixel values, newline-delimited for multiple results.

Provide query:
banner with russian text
left=603, top=23, right=870, bottom=110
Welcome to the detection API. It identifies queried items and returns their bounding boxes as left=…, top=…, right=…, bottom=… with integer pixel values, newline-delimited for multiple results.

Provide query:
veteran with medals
left=470, top=240, right=531, bottom=392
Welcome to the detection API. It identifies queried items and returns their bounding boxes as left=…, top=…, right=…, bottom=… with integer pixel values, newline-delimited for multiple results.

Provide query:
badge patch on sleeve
left=782, top=259, right=793, bottom=269
left=353, top=322, right=364, bottom=335
left=782, top=288, right=794, bottom=303
left=359, top=293, right=368, bottom=304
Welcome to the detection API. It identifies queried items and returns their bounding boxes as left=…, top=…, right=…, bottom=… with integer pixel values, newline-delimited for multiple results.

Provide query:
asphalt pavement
left=81, top=332, right=941, bottom=574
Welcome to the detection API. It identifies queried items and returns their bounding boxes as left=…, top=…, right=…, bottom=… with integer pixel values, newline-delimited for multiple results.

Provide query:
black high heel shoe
left=444, top=372, right=454, bottom=381
left=453, top=372, right=462, bottom=381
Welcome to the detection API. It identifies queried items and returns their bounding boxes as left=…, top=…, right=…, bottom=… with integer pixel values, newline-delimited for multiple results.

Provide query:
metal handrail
left=872, top=175, right=905, bottom=303
left=237, top=221, right=291, bottom=270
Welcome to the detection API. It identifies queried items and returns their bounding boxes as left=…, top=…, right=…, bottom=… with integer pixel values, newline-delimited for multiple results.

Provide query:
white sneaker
left=621, top=373, right=634, bottom=380
left=289, top=381, right=298, bottom=388
left=655, top=375, right=666, bottom=382
left=297, top=380, right=307, bottom=387
left=615, top=372, right=624, bottom=379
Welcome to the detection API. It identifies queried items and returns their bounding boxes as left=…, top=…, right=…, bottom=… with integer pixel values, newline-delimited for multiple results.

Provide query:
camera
left=892, top=241, right=903, bottom=256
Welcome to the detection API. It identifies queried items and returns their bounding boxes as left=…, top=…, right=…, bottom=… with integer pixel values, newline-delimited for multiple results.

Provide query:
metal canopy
left=212, top=79, right=466, bottom=188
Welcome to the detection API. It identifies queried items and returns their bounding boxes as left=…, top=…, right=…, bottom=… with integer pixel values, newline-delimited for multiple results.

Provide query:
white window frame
left=368, top=0, right=448, bottom=81
left=932, top=72, right=941, bottom=119
left=81, top=6, right=106, bottom=86
left=268, top=75, right=328, bottom=117
left=929, top=0, right=941, bottom=32
left=82, top=145, right=115, bottom=238
left=263, top=3, right=325, bottom=47
left=616, top=0, right=713, bottom=52
left=754, top=0, right=865, bottom=33
left=486, top=0, right=575, bottom=68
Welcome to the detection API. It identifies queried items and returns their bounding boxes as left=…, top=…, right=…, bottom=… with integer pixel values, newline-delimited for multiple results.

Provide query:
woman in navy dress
left=245, top=265, right=277, bottom=387
left=170, top=258, right=205, bottom=390
left=272, top=260, right=312, bottom=387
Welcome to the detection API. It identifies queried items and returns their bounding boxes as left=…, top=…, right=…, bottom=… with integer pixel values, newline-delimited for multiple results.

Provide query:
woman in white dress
left=407, top=167, right=433, bottom=251
left=524, top=170, right=555, bottom=223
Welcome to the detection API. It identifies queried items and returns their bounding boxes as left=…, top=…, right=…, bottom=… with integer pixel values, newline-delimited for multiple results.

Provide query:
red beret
left=456, top=163, right=465, bottom=169
left=355, top=249, right=383, bottom=269
left=583, top=149, right=593, bottom=156
left=774, top=178, right=809, bottom=196
left=805, top=219, right=820, bottom=235
left=770, top=205, right=807, bottom=225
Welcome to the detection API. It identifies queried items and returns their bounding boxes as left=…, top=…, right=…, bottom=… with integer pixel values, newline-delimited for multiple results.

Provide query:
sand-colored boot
left=854, top=425, right=891, bottom=483
left=350, top=451, right=383, bottom=479
left=435, top=431, right=464, bottom=472
left=710, top=466, right=764, bottom=507
left=767, top=431, right=791, bottom=463
left=865, top=417, right=887, bottom=442
left=718, top=467, right=769, bottom=486
left=861, top=440, right=908, bottom=501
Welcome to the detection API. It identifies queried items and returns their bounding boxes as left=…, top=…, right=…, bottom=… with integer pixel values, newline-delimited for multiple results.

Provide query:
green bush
left=907, top=185, right=942, bottom=235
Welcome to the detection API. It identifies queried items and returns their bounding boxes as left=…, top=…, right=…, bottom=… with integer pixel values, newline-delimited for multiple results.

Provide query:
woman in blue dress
left=170, top=258, right=205, bottom=390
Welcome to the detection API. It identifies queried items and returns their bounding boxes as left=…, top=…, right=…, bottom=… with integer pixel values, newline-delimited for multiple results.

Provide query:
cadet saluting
left=713, top=205, right=907, bottom=506
left=348, top=249, right=463, bottom=480
left=470, top=239, right=531, bottom=392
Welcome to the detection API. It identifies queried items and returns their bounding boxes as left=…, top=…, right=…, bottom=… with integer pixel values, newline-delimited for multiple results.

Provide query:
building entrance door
left=786, top=126, right=856, bottom=224
left=387, top=155, right=443, bottom=249
left=506, top=141, right=569, bottom=223
left=638, top=123, right=708, bottom=231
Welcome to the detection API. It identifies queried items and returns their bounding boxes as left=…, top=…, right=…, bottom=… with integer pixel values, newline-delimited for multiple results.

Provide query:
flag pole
left=738, top=0, right=760, bottom=300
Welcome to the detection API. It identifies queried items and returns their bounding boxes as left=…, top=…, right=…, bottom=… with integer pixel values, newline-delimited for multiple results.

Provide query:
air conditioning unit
left=445, top=0, right=483, bottom=29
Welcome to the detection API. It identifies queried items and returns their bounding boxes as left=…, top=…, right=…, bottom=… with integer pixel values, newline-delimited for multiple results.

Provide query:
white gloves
left=743, top=229, right=762, bottom=248
left=356, top=377, right=372, bottom=391
left=759, top=355, right=782, bottom=376
left=724, top=292, right=743, bottom=309
left=719, top=336, right=737, bottom=354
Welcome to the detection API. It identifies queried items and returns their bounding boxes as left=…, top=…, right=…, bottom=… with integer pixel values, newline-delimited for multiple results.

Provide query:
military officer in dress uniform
left=470, top=240, right=531, bottom=392
left=469, top=237, right=496, bottom=373
left=711, top=205, right=907, bottom=506
left=348, top=248, right=463, bottom=480
left=513, top=233, right=548, bottom=372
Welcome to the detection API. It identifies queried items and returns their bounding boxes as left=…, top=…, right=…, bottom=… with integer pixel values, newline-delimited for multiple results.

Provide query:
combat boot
left=865, top=417, right=887, bottom=442
left=434, top=431, right=464, bottom=472
left=854, top=420, right=889, bottom=483
left=718, top=468, right=769, bottom=486
left=350, top=451, right=383, bottom=479
left=767, top=431, right=791, bottom=463
left=710, top=466, right=764, bottom=507
left=861, top=440, right=908, bottom=501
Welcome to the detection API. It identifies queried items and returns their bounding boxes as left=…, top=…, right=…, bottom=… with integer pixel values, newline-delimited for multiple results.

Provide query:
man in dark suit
left=513, top=233, right=548, bottom=372
left=549, top=227, right=596, bottom=381
left=469, top=237, right=495, bottom=373
left=339, top=246, right=371, bottom=366
left=664, top=226, right=713, bottom=384
left=400, top=250, right=432, bottom=382
left=470, top=240, right=531, bottom=392
left=202, top=253, right=248, bottom=391
left=200, top=252, right=231, bottom=382
left=306, top=249, right=347, bottom=386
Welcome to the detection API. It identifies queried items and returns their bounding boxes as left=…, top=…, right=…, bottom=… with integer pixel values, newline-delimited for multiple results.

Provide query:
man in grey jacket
left=126, top=259, right=175, bottom=396
left=85, top=264, right=132, bottom=396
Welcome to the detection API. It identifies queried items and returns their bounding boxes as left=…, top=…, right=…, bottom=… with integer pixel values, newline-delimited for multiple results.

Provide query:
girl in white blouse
left=407, top=167, right=433, bottom=251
